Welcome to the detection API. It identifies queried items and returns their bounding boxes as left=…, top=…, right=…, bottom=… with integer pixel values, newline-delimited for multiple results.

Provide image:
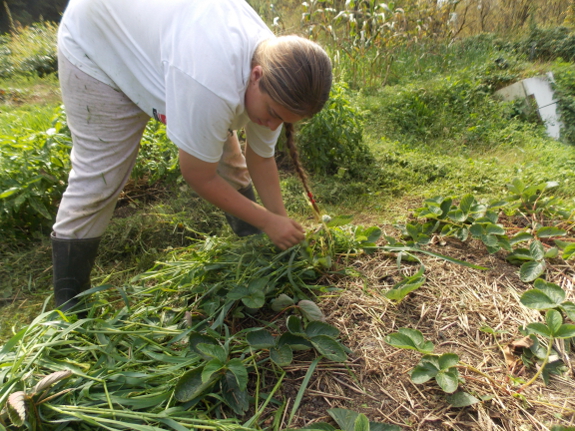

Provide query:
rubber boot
left=51, top=233, right=101, bottom=313
left=224, top=184, right=262, bottom=237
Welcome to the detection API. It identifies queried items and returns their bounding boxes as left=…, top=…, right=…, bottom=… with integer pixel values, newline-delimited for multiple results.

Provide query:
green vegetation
left=2, top=1, right=575, bottom=430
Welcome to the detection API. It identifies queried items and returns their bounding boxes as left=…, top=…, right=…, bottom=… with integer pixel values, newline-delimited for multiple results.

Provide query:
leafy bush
left=518, top=26, right=575, bottom=62
left=0, top=107, right=71, bottom=241
left=297, top=83, right=374, bottom=179
left=0, top=21, right=58, bottom=78
left=552, top=62, right=575, bottom=146
left=0, top=104, right=181, bottom=242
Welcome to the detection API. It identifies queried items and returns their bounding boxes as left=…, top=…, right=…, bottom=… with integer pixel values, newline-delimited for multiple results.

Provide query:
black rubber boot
left=224, top=184, right=262, bottom=237
left=51, top=233, right=101, bottom=313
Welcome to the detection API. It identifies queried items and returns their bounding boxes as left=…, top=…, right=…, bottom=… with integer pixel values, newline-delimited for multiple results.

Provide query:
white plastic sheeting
left=495, top=72, right=562, bottom=139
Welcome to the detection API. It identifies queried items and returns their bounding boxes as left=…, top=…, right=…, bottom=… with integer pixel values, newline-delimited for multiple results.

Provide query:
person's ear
left=250, top=65, right=263, bottom=85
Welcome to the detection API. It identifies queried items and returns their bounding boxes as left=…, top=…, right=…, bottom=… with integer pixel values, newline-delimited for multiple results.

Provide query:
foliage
left=0, top=21, right=58, bottom=78
left=517, top=26, right=575, bottom=62
left=385, top=328, right=479, bottom=406
left=0, top=104, right=180, bottom=243
left=552, top=61, right=575, bottom=146
left=297, top=83, right=374, bottom=179
left=399, top=178, right=574, bottom=282
left=1, top=0, right=67, bottom=34
left=0, top=223, right=376, bottom=429
left=518, top=279, right=575, bottom=388
left=0, top=106, right=71, bottom=241
left=288, top=408, right=400, bottom=431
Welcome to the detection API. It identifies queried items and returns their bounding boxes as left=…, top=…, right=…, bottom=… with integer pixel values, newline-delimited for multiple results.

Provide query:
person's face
left=244, top=65, right=304, bottom=131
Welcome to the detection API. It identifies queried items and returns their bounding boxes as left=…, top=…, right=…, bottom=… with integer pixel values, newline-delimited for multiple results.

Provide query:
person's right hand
left=262, top=213, right=305, bottom=250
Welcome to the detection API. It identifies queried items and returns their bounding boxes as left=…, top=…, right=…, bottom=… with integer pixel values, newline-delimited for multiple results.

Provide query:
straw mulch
left=282, top=234, right=575, bottom=431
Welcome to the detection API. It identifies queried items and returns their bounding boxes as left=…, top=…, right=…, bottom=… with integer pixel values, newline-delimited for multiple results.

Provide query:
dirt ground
left=273, top=233, right=575, bottom=431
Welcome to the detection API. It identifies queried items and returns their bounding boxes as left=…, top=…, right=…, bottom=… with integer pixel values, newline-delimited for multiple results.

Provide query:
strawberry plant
left=517, top=279, right=575, bottom=389
left=385, top=328, right=481, bottom=407
left=289, top=407, right=401, bottom=431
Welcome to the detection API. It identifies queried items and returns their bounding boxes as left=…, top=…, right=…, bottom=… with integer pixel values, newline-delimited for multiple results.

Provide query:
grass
left=2, top=26, right=575, bottom=429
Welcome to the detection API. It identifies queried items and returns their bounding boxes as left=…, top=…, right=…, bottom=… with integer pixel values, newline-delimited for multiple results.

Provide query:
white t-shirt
left=58, top=0, right=282, bottom=163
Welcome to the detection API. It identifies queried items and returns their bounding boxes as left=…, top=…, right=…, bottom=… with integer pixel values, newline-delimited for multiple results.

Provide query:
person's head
left=245, top=35, right=332, bottom=217
left=245, top=35, right=332, bottom=130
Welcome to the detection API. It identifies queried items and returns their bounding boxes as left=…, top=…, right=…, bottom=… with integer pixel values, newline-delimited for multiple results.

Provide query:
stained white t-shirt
left=58, top=0, right=282, bottom=163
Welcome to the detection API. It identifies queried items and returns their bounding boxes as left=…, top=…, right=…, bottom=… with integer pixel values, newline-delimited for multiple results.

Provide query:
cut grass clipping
left=0, top=219, right=390, bottom=429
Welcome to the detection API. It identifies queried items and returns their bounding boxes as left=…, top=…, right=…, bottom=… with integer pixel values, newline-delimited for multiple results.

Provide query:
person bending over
left=52, top=0, right=333, bottom=311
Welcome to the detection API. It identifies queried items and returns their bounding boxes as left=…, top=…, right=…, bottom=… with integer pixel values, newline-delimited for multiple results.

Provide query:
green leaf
left=270, top=345, right=293, bottom=366
left=298, top=300, right=325, bottom=321
left=526, top=322, right=552, bottom=338
left=286, top=315, right=305, bottom=334
left=546, top=309, right=563, bottom=335
left=485, top=223, right=506, bottom=236
left=411, top=361, right=438, bottom=384
left=459, top=194, right=475, bottom=215
left=246, top=329, right=275, bottom=349
left=305, top=321, right=340, bottom=338
left=226, top=358, right=248, bottom=391
left=189, top=332, right=219, bottom=358
left=195, top=343, right=228, bottom=363
left=370, top=424, right=401, bottom=431
left=202, top=358, right=224, bottom=383
left=561, top=301, right=575, bottom=322
left=537, top=226, right=566, bottom=238
left=438, top=353, right=459, bottom=370
left=554, top=324, right=575, bottom=339
left=521, top=290, right=564, bottom=310
left=328, top=408, right=360, bottom=431
left=327, top=409, right=400, bottom=431
left=507, top=248, right=534, bottom=264
left=446, top=391, right=480, bottom=407
left=220, top=370, right=249, bottom=415
left=447, top=209, right=466, bottom=223
left=271, top=294, right=295, bottom=312
left=435, top=369, right=459, bottom=393
left=174, top=366, right=218, bottom=402
left=28, top=196, right=52, bottom=219
left=385, top=271, right=426, bottom=302
left=562, top=243, right=575, bottom=260
left=530, top=241, right=545, bottom=261
left=243, top=280, right=266, bottom=309
left=385, top=328, right=434, bottom=354
left=326, top=215, right=354, bottom=227
left=277, top=332, right=313, bottom=350
left=310, top=335, right=347, bottom=362
left=544, top=247, right=559, bottom=259
left=354, top=414, right=370, bottom=431
left=520, top=260, right=546, bottom=282
left=510, top=232, right=533, bottom=245
left=0, top=187, right=20, bottom=199
left=288, top=423, right=337, bottom=431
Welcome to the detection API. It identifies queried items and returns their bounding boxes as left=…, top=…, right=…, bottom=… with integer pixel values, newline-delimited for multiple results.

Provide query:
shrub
left=0, top=21, right=58, bottom=78
left=0, top=104, right=181, bottom=243
left=552, top=62, right=575, bottom=146
left=296, top=83, right=374, bottom=179
left=517, top=26, right=575, bottom=62
left=0, top=107, right=71, bottom=241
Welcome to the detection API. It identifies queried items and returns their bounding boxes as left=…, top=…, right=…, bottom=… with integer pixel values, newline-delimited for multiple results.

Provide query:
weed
left=295, top=83, right=374, bottom=179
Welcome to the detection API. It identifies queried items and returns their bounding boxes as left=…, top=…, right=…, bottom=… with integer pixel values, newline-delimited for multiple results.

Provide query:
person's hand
left=262, top=213, right=305, bottom=250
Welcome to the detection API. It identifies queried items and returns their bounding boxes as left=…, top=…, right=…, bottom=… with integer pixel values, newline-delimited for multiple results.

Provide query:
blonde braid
left=284, top=123, right=320, bottom=217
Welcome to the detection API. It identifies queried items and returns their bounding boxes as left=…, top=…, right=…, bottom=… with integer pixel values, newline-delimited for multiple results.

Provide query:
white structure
left=495, top=72, right=562, bottom=139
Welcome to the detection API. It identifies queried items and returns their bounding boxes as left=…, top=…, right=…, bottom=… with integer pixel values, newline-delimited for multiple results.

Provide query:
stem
left=518, top=336, right=554, bottom=392
left=457, top=362, right=514, bottom=395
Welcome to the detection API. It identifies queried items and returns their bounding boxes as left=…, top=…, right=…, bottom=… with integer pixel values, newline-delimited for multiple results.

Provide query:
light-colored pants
left=53, top=54, right=251, bottom=239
